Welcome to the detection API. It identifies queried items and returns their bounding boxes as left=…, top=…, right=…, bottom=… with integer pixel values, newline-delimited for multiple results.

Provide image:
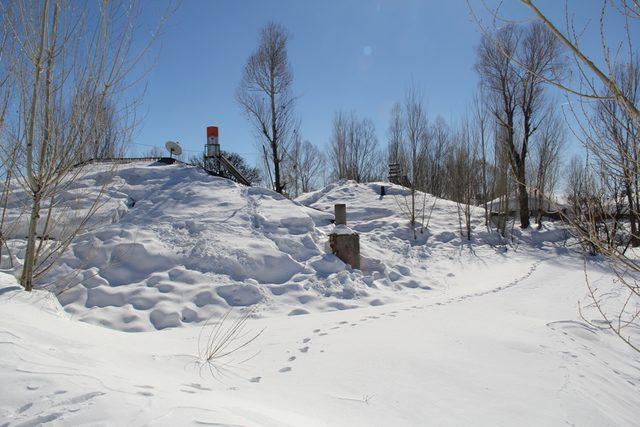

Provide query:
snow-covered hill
left=4, top=161, right=563, bottom=332
left=2, top=161, right=639, bottom=426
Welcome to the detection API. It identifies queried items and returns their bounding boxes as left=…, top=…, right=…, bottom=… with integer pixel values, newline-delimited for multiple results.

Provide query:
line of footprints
left=273, top=315, right=396, bottom=378
left=263, top=260, right=543, bottom=381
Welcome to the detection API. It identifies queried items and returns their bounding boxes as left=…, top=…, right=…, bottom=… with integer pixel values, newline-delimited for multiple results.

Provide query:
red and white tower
left=205, top=126, right=220, bottom=159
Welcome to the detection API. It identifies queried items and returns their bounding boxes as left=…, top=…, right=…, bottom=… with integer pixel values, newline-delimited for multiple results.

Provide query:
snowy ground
left=1, top=162, right=639, bottom=425
left=2, top=258, right=639, bottom=426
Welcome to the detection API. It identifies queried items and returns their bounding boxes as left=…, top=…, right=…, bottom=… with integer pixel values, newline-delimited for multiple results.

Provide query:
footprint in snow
left=279, top=367, right=292, bottom=373
left=299, top=346, right=309, bottom=353
left=184, top=383, right=212, bottom=391
left=250, top=376, right=261, bottom=383
left=302, top=338, right=311, bottom=343
left=17, top=403, right=33, bottom=413
left=288, top=356, right=297, bottom=362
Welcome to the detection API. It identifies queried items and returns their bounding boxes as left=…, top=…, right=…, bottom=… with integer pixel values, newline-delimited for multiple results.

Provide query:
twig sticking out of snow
left=193, top=308, right=265, bottom=381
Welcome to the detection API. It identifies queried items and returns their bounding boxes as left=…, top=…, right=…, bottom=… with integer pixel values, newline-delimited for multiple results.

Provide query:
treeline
left=1, top=1, right=639, bottom=299
left=235, top=20, right=568, bottom=241
left=237, top=13, right=639, bottom=257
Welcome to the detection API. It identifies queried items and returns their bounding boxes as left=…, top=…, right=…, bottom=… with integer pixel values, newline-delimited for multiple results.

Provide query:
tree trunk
left=272, top=140, right=283, bottom=194
left=269, top=78, right=283, bottom=194
left=21, top=191, right=42, bottom=291
left=517, top=173, right=530, bottom=229
left=625, top=186, right=639, bottom=247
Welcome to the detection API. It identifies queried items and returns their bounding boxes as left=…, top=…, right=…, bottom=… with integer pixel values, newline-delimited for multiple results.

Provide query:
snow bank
left=4, top=167, right=569, bottom=332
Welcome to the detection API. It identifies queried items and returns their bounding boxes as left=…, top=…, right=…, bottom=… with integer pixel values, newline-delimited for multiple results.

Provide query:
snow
left=1, top=258, right=640, bottom=426
left=1, top=163, right=639, bottom=425
left=331, top=224, right=357, bottom=235
left=3, top=163, right=534, bottom=331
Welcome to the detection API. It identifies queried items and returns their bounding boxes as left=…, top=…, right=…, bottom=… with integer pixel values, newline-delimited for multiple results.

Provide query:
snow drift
left=2, top=163, right=639, bottom=426
left=3, top=162, right=569, bottom=332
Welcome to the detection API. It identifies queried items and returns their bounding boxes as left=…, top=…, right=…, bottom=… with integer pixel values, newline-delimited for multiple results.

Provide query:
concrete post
left=329, top=233, right=360, bottom=269
left=334, top=204, right=346, bottom=225
left=329, top=203, right=360, bottom=269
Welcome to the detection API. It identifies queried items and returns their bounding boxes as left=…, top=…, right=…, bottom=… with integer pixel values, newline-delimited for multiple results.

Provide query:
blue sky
left=132, top=0, right=631, bottom=165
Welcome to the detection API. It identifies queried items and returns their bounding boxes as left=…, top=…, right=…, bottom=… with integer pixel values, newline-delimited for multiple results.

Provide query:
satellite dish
left=165, top=141, right=182, bottom=157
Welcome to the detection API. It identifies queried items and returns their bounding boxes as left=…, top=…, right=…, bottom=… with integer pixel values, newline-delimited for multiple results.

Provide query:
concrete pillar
left=334, top=204, right=346, bottom=225
left=329, top=233, right=360, bottom=270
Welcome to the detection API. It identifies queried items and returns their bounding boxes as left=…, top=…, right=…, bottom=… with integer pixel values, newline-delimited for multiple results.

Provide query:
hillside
left=5, top=161, right=555, bottom=331
left=1, top=161, right=639, bottom=426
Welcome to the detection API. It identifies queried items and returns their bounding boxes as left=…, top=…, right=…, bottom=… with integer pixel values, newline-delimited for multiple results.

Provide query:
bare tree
left=80, top=96, right=128, bottom=160
left=472, top=92, right=491, bottom=227
left=402, top=87, right=429, bottom=235
left=1, top=0, right=160, bottom=291
left=510, top=0, right=640, bottom=353
left=520, top=0, right=640, bottom=127
left=330, top=111, right=349, bottom=180
left=0, top=11, right=9, bottom=133
left=298, top=140, right=325, bottom=194
left=329, top=111, right=381, bottom=183
left=236, top=22, right=296, bottom=195
left=387, top=102, right=408, bottom=179
left=492, top=124, right=513, bottom=237
left=476, top=22, right=562, bottom=229
left=586, top=61, right=640, bottom=246
left=449, top=117, right=479, bottom=240
left=529, top=108, right=565, bottom=228
left=427, top=116, right=450, bottom=198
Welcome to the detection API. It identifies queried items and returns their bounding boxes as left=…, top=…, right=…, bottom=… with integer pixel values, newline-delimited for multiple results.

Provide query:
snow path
left=2, top=254, right=639, bottom=426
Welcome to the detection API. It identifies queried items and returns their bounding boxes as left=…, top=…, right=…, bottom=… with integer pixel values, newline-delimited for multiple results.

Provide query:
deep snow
left=4, top=161, right=558, bottom=331
left=1, top=161, right=639, bottom=426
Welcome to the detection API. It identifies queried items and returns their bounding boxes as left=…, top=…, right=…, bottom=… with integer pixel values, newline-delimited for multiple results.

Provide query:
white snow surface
left=5, top=162, right=557, bottom=331
left=1, top=163, right=639, bottom=425
left=1, top=257, right=640, bottom=426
